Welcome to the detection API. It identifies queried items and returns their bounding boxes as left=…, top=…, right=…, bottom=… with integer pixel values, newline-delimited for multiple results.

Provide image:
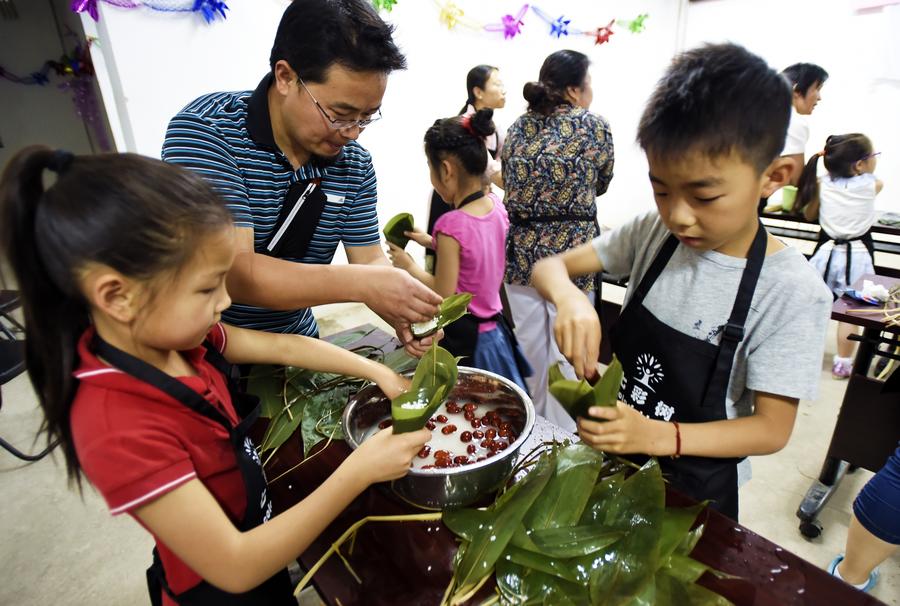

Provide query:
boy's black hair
left=781, top=62, right=829, bottom=96
left=269, top=0, right=406, bottom=83
left=425, top=109, right=496, bottom=177
left=637, top=43, right=791, bottom=174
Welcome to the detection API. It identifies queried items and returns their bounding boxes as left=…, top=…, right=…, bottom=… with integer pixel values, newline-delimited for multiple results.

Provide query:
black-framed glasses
left=298, top=77, right=382, bottom=131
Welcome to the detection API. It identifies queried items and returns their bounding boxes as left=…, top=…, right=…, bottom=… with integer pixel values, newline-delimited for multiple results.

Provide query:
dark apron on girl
left=812, top=228, right=875, bottom=296
left=92, top=336, right=295, bottom=606
left=609, top=223, right=768, bottom=520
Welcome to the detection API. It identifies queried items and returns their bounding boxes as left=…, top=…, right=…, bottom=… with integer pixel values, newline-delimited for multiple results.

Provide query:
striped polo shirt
left=162, top=74, right=380, bottom=336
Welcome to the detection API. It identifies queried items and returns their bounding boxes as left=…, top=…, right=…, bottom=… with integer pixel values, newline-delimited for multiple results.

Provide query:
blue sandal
left=828, top=554, right=879, bottom=593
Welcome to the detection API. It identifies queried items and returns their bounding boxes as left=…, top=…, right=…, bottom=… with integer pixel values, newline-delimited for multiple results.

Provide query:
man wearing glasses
left=162, top=0, right=441, bottom=354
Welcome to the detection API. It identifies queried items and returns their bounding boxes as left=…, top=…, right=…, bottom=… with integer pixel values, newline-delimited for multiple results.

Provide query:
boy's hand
left=351, top=427, right=432, bottom=484
left=554, top=295, right=601, bottom=380
left=404, top=229, right=434, bottom=250
left=386, top=242, right=415, bottom=271
left=576, top=402, right=674, bottom=456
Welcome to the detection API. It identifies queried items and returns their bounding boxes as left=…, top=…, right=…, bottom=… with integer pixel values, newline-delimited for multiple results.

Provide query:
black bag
left=262, top=178, right=326, bottom=259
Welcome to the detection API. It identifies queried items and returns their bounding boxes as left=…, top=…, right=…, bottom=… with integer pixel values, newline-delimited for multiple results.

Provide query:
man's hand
left=360, top=264, right=441, bottom=328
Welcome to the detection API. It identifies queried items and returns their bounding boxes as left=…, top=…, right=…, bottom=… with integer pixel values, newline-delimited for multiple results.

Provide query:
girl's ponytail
left=795, top=151, right=823, bottom=221
left=0, top=146, right=88, bottom=485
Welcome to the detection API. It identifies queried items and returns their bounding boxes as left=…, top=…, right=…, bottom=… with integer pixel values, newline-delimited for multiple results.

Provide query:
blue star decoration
left=550, top=15, right=571, bottom=38
left=192, top=0, right=229, bottom=24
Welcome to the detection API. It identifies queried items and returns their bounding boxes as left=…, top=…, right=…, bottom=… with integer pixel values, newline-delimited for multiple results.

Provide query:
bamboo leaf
left=659, top=503, right=706, bottom=561
left=260, top=399, right=304, bottom=453
left=656, top=570, right=734, bottom=605
left=383, top=212, right=414, bottom=248
left=391, top=345, right=458, bottom=433
left=327, top=326, right=378, bottom=350
left=381, top=348, right=417, bottom=374
left=445, top=454, right=554, bottom=598
left=436, top=293, right=473, bottom=329
left=246, top=365, right=285, bottom=419
left=301, top=384, right=350, bottom=457
left=496, top=560, right=588, bottom=606
left=523, top=444, right=604, bottom=531
left=591, top=355, right=623, bottom=407
left=502, top=544, right=580, bottom=583
left=528, top=525, right=624, bottom=558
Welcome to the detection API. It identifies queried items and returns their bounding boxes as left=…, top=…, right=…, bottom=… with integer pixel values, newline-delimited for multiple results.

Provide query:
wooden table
left=259, top=326, right=885, bottom=605
left=796, top=275, right=900, bottom=539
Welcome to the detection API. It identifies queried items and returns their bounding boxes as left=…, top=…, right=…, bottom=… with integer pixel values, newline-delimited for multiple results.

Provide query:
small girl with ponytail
left=795, top=133, right=884, bottom=379
left=0, top=147, right=429, bottom=605
left=386, top=110, right=531, bottom=392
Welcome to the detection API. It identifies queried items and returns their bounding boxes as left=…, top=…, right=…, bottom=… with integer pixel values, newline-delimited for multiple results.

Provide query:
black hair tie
left=47, top=150, right=75, bottom=174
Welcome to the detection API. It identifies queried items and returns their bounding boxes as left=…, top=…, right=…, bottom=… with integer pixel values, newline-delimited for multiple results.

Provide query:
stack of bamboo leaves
left=442, top=444, right=732, bottom=605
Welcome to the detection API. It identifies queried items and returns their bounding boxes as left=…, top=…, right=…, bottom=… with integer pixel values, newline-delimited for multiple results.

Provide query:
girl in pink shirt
left=387, top=109, right=531, bottom=391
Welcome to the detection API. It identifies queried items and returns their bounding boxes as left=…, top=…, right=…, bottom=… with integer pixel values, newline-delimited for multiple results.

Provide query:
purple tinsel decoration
left=59, top=78, right=112, bottom=152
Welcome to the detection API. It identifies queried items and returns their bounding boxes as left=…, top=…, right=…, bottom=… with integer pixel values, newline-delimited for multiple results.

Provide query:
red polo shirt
left=71, top=324, right=246, bottom=602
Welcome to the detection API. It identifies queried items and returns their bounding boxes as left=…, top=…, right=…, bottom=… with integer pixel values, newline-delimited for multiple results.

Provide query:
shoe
left=828, top=554, right=879, bottom=592
left=832, top=360, right=852, bottom=380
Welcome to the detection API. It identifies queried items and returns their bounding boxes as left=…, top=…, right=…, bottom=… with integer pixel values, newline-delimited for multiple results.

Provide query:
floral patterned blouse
left=501, top=105, right=614, bottom=290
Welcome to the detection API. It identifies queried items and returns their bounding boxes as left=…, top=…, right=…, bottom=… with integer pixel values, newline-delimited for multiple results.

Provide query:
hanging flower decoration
left=436, top=0, right=463, bottom=29
left=370, top=0, right=397, bottom=12
left=530, top=6, right=574, bottom=38
left=71, top=0, right=229, bottom=24
left=589, top=19, right=615, bottom=46
left=484, top=3, right=528, bottom=39
left=618, top=13, right=649, bottom=34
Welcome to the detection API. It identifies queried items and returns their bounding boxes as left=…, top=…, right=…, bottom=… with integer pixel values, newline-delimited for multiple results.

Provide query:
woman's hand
left=576, top=402, right=675, bottom=457
left=386, top=242, right=416, bottom=271
left=404, top=229, right=434, bottom=249
left=349, top=427, right=432, bottom=484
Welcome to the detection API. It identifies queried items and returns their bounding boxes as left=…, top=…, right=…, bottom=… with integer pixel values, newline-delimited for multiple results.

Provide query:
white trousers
left=505, top=283, right=595, bottom=433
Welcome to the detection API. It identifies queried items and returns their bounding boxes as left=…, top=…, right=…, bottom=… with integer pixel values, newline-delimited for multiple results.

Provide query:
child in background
left=387, top=109, right=531, bottom=392
left=0, top=147, right=430, bottom=605
left=531, top=43, right=833, bottom=520
left=796, top=133, right=884, bottom=379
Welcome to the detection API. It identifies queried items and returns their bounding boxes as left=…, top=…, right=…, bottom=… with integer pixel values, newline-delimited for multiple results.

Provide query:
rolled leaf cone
left=383, top=212, right=414, bottom=248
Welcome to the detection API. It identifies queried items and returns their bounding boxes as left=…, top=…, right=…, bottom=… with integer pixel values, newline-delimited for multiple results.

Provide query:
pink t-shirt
left=433, top=192, right=508, bottom=332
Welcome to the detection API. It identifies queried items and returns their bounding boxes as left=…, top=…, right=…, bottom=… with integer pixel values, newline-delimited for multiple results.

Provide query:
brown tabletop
left=259, top=325, right=884, bottom=606
left=831, top=274, right=900, bottom=329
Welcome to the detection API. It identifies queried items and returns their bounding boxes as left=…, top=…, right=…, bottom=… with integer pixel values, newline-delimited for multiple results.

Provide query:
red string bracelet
left=672, top=421, right=681, bottom=458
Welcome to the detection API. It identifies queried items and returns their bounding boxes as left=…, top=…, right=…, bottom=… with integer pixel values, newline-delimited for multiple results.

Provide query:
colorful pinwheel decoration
left=71, top=0, right=229, bottom=24
left=619, top=13, right=649, bottom=34
left=371, top=0, right=397, bottom=12
left=590, top=19, right=615, bottom=45
left=485, top=3, right=528, bottom=39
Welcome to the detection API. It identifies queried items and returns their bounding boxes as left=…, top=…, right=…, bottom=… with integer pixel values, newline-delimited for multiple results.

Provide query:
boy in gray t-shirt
left=531, top=43, right=832, bottom=520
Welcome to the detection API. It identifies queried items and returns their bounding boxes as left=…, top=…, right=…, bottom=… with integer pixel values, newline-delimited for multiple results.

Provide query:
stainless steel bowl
left=342, top=367, right=535, bottom=509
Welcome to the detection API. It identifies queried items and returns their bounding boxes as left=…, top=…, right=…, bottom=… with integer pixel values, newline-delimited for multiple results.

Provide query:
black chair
left=0, top=292, right=57, bottom=461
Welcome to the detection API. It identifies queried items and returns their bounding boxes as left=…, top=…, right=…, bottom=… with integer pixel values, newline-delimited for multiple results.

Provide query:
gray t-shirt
left=593, top=211, right=832, bottom=422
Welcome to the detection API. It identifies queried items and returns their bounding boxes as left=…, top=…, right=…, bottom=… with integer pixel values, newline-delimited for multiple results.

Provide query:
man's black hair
left=781, top=62, right=829, bottom=96
left=637, top=43, right=791, bottom=174
left=269, top=0, right=407, bottom=83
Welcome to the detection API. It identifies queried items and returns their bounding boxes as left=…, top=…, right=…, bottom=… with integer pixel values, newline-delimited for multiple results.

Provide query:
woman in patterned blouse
left=502, top=49, right=615, bottom=428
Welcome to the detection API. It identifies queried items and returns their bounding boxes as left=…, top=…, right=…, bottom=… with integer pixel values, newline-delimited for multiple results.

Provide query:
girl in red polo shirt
left=0, top=146, right=430, bottom=605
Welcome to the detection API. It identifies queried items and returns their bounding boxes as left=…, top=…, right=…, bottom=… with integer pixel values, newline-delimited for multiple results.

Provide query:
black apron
left=91, top=336, right=294, bottom=606
left=812, top=229, right=875, bottom=296
left=609, top=223, right=768, bottom=520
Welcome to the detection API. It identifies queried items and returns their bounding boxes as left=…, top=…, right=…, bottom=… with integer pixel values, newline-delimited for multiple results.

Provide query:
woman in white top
left=780, top=63, right=829, bottom=185
left=796, top=133, right=884, bottom=378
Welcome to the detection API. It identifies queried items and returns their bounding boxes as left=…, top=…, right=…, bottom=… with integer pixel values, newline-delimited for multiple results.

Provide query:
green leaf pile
left=442, top=445, right=733, bottom=605
left=549, top=356, right=624, bottom=421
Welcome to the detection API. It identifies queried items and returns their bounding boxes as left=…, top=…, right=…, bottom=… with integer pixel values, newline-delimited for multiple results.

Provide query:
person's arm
left=783, top=153, right=805, bottom=186
left=227, top=227, right=441, bottom=328
left=577, top=392, right=798, bottom=457
left=875, top=179, right=884, bottom=194
left=221, top=323, right=409, bottom=398
left=134, top=425, right=430, bottom=593
left=532, top=243, right=605, bottom=379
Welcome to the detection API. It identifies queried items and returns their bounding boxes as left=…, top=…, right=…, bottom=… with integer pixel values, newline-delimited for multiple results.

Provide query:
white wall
left=684, top=0, right=900, bottom=213
left=84, top=0, right=899, bottom=264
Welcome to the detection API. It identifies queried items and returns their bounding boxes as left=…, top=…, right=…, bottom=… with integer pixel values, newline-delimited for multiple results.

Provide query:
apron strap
left=701, top=222, right=767, bottom=408
left=629, top=235, right=680, bottom=308
left=92, top=335, right=233, bottom=430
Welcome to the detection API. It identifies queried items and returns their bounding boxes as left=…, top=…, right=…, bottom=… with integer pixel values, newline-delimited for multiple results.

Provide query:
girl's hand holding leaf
left=386, top=242, right=415, bottom=271
left=403, top=229, right=433, bottom=249
left=348, top=427, right=432, bottom=484
left=577, top=403, right=676, bottom=456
